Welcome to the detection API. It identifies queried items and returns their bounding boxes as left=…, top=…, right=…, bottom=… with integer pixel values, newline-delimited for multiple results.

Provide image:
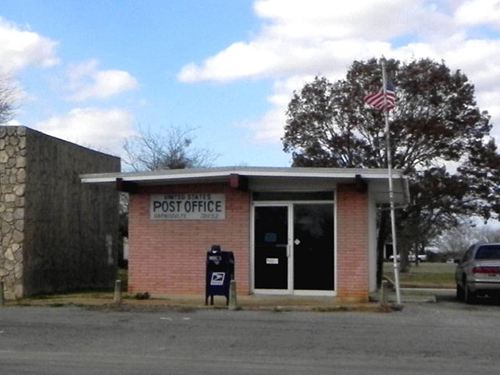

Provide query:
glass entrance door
left=254, top=206, right=289, bottom=290
left=253, top=202, right=335, bottom=293
left=293, top=204, right=334, bottom=291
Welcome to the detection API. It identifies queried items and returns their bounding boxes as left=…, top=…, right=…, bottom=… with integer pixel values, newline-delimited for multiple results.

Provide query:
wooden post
left=228, top=280, right=238, bottom=310
left=114, top=280, right=122, bottom=304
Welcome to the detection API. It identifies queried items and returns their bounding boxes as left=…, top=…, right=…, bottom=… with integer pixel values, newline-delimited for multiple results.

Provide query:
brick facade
left=128, top=183, right=250, bottom=296
left=127, top=181, right=372, bottom=301
left=336, top=184, right=369, bottom=302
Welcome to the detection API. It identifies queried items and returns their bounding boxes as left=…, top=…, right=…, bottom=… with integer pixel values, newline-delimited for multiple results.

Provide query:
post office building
left=82, top=167, right=408, bottom=302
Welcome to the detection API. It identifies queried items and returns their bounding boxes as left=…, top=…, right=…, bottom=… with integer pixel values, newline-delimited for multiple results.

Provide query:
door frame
left=251, top=200, right=336, bottom=296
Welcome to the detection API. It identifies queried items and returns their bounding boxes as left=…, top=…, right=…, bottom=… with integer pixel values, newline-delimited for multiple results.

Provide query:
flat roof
left=81, top=166, right=409, bottom=204
left=81, top=166, right=405, bottom=183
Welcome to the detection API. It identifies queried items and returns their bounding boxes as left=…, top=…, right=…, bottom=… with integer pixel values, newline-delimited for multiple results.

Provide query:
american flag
left=364, top=81, right=396, bottom=111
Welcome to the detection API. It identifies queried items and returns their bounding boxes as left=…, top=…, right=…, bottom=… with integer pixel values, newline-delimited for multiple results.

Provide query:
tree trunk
left=376, top=210, right=389, bottom=288
left=399, top=249, right=410, bottom=272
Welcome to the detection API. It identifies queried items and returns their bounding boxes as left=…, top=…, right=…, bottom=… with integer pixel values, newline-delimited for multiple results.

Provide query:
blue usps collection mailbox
left=205, top=245, right=235, bottom=305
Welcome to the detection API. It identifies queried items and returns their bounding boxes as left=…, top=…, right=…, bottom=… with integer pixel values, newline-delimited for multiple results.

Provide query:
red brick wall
left=336, top=184, right=369, bottom=302
left=128, top=181, right=371, bottom=301
left=128, top=183, right=250, bottom=296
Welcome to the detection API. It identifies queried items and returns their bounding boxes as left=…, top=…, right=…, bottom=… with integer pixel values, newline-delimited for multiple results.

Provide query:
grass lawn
left=384, top=262, right=456, bottom=288
left=119, top=265, right=453, bottom=291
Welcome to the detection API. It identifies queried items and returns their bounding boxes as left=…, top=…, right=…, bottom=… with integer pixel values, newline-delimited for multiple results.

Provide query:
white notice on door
left=266, top=258, right=279, bottom=265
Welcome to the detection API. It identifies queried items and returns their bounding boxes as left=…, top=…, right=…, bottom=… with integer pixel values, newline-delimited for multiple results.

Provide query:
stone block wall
left=0, top=126, right=120, bottom=298
left=0, top=126, right=26, bottom=297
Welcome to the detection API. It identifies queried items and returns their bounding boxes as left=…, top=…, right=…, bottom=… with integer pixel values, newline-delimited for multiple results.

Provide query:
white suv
left=455, top=243, right=500, bottom=304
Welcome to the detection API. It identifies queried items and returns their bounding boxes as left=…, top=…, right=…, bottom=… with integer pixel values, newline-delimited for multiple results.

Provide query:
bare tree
left=477, top=226, right=500, bottom=243
left=432, top=224, right=500, bottom=260
left=123, top=126, right=218, bottom=171
left=119, top=126, right=218, bottom=259
left=0, top=75, right=17, bottom=124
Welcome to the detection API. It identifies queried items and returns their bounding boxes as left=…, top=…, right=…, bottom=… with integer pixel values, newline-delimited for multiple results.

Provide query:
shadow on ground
left=436, top=293, right=500, bottom=306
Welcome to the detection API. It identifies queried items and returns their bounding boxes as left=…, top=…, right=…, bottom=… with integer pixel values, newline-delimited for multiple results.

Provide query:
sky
left=1, top=0, right=500, bottom=170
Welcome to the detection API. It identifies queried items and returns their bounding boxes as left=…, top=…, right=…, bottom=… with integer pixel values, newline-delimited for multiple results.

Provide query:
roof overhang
left=81, top=166, right=409, bottom=204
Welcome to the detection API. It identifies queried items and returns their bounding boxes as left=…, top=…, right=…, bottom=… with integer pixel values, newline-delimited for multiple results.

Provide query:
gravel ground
left=0, top=296, right=499, bottom=374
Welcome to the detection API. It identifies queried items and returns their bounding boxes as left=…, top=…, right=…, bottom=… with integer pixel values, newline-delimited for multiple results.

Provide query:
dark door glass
left=254, top=206, right=288, bottom=289
left=293, top=204, right=334, bottom=291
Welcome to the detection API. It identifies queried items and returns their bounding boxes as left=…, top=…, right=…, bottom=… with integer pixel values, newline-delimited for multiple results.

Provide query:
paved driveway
left=0, top=297, right=499, bottom=374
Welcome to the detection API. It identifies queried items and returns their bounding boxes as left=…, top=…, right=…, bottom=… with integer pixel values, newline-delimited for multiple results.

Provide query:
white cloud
left=0, top=18, right=59, bottom=75
left=178, top=0, right=500, bottom=144
left=245, top=106, right=287, bottom=143
left=440, top=39, right=500, bottom=90
left=455, top=0, right=500, bottom=28
left=254, top=0, right=451, bottom=41
left=66, top=59, right=138, bottom=101
left=5, top=119, right=22, bottom=126
left=246, top=76, right=314, bottom=142
left=0, top=18, right=139, bottom=154
left=35, top=107, right=136, bottom=156
left=178, top=0, right=452, bottom=83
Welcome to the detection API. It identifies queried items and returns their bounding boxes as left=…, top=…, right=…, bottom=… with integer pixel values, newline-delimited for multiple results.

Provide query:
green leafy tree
left=284, top=59, right=490, bottom=169
left=283, top=58, right=500, bottom=278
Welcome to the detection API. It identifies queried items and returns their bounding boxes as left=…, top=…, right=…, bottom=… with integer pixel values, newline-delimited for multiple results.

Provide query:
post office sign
left=150, top=193, right=226, bottom=220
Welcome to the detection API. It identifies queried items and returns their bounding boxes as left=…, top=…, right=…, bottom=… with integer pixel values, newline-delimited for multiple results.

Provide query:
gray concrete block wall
left=0, top=126, right=120, bottom=298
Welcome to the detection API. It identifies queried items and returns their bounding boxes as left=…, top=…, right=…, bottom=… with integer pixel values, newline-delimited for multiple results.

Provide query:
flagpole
left=381, top=59, right=402, bottom=306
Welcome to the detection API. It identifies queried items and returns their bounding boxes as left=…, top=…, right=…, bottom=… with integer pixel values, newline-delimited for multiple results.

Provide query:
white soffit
left=81, top=166, right=404, bottom=184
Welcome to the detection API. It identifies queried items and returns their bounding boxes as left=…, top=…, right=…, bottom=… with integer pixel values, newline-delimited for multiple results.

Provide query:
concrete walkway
left=1, top=288, right=455, bottom=312
left=7, top=293, right=383, bottom=312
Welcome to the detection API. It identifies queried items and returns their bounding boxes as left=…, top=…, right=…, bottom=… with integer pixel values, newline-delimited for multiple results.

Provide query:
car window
left=475, top=245, right=500, bottom=260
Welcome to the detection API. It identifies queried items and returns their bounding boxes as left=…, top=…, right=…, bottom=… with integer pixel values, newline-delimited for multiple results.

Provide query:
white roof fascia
left=81, top=168, right=404, bottom=184
left=81, top=176, right=118, bottom=183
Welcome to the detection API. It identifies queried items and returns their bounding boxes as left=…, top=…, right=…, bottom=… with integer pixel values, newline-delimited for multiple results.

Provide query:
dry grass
left=384, top=262, right=456, bottom=288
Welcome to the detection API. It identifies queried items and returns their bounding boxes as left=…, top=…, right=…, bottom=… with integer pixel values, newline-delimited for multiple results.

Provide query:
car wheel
left=456, top=284, right=464, bottom=301
left=464, top=284, right=476, bottom=304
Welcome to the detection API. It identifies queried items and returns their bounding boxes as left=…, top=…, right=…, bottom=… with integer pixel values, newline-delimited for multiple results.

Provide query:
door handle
left=275, top=244, right=290, bottom=257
